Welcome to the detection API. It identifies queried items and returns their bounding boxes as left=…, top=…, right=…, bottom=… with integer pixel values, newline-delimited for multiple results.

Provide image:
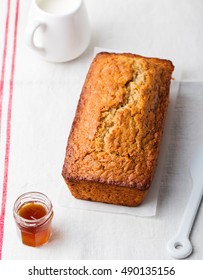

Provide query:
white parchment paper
left=59, top=50, right=179, bottom=216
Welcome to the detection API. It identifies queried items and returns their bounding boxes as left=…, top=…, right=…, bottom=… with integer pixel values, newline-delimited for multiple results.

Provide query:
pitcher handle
left=24, top=20, right=46, bottom=53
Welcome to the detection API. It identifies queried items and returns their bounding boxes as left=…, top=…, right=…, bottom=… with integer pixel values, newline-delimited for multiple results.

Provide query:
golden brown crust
left=65, top=179, right=149, bottom=207
left=62, top=52, right=174, bottom=206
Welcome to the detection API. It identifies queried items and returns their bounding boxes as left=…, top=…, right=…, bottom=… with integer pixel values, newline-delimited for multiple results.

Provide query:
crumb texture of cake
left=62, top=52, right=174, bottom=206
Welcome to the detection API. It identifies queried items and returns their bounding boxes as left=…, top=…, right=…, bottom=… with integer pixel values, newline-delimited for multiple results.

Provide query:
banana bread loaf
left=62, top=52, right=174, bottom=206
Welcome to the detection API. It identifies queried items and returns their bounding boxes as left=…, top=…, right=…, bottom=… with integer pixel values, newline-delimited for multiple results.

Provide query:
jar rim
left=13, top=191, right=53, bottom=227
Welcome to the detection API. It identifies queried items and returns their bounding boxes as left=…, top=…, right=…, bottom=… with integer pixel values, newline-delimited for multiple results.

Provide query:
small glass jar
left=13, top=192, right=54, bottom=247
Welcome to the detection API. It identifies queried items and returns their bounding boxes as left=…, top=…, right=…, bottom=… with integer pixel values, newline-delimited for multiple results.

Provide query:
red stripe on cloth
left=0, top=0, right=10, bottom=133
left=0, top=0, right=20, bottom=260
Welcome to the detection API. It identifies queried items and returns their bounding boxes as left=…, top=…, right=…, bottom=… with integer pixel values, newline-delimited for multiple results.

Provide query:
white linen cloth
left=0, top=0, right=203, bottom=260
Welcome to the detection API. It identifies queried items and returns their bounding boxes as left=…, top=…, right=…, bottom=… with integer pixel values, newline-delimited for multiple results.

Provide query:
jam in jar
left=13, top=192, right=54, bottom=247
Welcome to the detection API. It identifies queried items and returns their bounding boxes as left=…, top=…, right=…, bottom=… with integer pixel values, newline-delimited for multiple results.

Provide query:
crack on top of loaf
left=93, top=60, right=147, bottom=158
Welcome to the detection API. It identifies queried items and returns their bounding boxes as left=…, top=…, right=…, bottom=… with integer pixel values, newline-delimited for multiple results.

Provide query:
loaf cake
left=62, top=52, right=174, bottom=206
